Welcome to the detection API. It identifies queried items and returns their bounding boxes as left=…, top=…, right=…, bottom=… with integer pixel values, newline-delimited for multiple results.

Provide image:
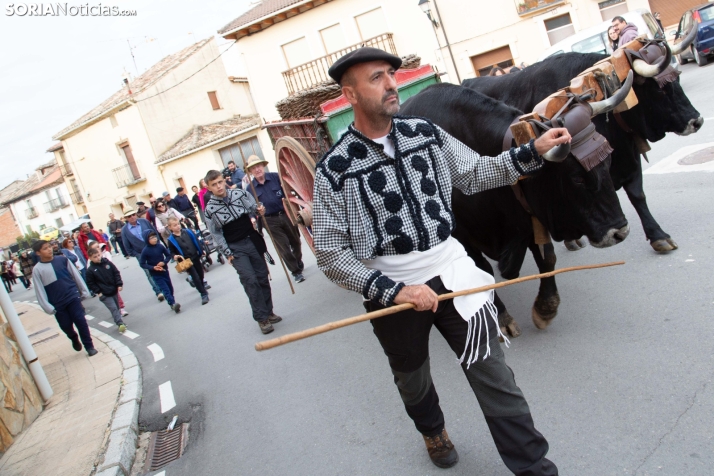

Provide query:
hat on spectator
left=245, top=155, right=269, bottom=171
left=135, top=201, right=145, bottom=206
left=328, top=47, right=402, bottom=84
left=161, top=191, right=170, bottom=198
left=123, top=209, right=137, bottom=218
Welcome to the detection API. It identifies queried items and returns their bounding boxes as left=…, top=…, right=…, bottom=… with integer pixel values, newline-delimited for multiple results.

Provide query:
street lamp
left=417, top=0, right=461, bottom=83
left=418, top=0, right=439, bottom=27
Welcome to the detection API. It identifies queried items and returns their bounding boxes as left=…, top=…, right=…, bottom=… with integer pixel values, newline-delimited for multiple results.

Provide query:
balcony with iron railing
left=112, top=163, right=145, bottom=188
left=70, top=191, right=84, bottom=204
left=43, top=196, right=69, bottom=213
left=282, top=33, right=397, bottom=95
left=25, top=207, right=38, bottom=219
left=59, top=163, right=73, bottom=176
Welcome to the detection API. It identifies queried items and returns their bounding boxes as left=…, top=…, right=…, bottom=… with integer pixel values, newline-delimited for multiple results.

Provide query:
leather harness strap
left=502, top=121, right=551, bottom=246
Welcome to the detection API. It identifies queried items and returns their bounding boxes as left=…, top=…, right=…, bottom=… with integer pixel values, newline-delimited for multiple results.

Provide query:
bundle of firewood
left=275, top=54, right=422, bottom=121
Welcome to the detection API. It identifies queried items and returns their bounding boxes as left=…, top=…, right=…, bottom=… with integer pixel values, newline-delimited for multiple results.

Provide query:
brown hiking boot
left=258, top=319, right=274, bottom=334
left=423, top=429, right=459, bottom=468
left=267, top=313, right=282, bottom=324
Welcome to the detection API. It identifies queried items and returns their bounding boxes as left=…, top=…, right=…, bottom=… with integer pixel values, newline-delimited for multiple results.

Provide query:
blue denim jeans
left=136, top=257, right=162, bottom=295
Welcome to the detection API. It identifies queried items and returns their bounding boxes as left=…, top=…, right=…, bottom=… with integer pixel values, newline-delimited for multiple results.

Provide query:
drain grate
left=678, top=146, right=714, bottom=165
left=144, top=423, right=189, bottom=471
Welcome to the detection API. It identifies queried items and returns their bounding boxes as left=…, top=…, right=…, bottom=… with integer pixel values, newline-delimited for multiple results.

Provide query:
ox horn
left=670, top=27, right=697, bottom=56
left=542, top=141, right=571, bottom=163
left=632, top=42, right=672, bottom=77
left=589, top=70, right=634, bottom=117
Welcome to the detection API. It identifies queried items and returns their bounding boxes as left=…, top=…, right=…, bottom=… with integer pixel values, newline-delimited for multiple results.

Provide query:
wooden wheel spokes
left=275, top=137, right=317, bottom=251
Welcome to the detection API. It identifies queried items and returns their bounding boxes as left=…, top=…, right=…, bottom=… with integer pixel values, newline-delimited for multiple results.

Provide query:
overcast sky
left=0, top=0, right=255, bottom=189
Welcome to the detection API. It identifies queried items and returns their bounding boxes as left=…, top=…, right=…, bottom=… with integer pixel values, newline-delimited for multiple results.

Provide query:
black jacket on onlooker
left=86, top=258, right=123, bottom=297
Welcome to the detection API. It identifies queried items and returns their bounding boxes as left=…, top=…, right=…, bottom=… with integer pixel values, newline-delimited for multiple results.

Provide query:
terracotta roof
left=46, top=142, right=64, bottom=152
left=156, top=114, right=262, bottom=164
left=218, top=0, right=305, bottom=35
left=53, top=38, right=213, bottom=140
left=0, top=164, right=64, bottom=206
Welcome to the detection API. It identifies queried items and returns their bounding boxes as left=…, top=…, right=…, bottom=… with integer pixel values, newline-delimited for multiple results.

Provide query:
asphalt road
left=12, top=61, right=714, bottom=476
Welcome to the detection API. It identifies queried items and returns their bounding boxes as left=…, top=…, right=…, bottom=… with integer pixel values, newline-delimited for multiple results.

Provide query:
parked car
left=539, top=9, right=671, bottom=63
left=38, top=226, right=59, bottom=241
left=672, top=3, right=714, bottom=66
left=59, top=217, right=92, bottom=236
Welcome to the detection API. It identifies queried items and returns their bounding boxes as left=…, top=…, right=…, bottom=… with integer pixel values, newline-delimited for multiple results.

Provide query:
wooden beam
left=248, top=24, right=262, bottom=33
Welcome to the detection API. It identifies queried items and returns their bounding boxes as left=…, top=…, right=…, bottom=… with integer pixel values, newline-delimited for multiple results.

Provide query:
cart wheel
left=206, top=255, right=213, bottom=265
left=218, top=254, right=226, bottom=265
left=275, top=137, right=316, bottom=251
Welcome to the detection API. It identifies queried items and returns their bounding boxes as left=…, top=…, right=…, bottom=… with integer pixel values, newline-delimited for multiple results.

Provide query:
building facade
left=0, top=162, right=78, bottom=236
left=218, top=0, right=690, bottom=123
left=52, top=38, right=268, bottom=220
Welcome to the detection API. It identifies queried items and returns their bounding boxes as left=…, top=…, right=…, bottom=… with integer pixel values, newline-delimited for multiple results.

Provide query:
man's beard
left=358, top=88, right=400, bottom=120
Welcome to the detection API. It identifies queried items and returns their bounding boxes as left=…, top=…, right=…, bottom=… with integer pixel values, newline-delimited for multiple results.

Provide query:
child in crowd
left=86, top=247, right=127, bottom=333
left=88, top=241, right=129, bottom=316
left=31, top=240, right=97, bottom=356
left=166, top=217, right=211, bottom=305
left=140, top=230, right=180, bottom=313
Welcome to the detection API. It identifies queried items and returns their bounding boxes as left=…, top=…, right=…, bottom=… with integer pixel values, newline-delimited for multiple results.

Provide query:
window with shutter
left=207, top=91, right=220, bottom=110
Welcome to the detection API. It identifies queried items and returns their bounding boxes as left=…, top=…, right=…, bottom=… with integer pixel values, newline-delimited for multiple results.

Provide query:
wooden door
left=121, top=144, right=140, bottom=180
left=649, top=0, right=703, bottom=29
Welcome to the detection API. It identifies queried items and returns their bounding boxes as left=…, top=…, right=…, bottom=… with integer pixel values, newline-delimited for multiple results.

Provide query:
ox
left=401, top=83, right=629, bottom=334
left=463, top=48, right=702, bottom=253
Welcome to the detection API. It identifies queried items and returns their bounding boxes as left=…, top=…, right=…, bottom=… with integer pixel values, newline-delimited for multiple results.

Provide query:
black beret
left=328, top=47, right=402, bottom=84
left=135, top=201, right=145, bottom=206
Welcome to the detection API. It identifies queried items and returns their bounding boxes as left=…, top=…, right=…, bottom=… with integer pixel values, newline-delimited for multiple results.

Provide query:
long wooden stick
left=246, top=176, right=295, bottom=295
left=255, top=260, right=625, bottom=351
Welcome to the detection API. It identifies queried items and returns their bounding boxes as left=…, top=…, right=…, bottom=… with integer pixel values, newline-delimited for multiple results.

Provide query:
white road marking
left=159, top=381, right=176, bottom=413
left=155, top=472, right=166, bottom=476
left=685, top=259, right=695, bottom=262
left=98, top=321, right=113, bottom=328
left=644, top=142, right=714, bottom=174
left=85, top=314, right=95, bottom=320
left=33, top=301, right=37, bottom=303
left=123, top=330, right=140, bottom=339
left=147, top=343, right=165, bottom=362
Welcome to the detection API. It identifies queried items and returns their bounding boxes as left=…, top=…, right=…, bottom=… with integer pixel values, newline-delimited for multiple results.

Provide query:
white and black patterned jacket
left=204, top=188, right=257, bottom=258
left=313, top=115, right=543, bottom=306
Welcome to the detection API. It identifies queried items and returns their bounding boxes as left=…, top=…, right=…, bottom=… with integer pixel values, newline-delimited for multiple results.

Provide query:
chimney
left=122, top=77, right=133, bottom=95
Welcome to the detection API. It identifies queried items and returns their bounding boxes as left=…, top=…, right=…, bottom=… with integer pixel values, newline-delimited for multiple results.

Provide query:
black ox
left=463, top=51, right=703, bottom=252
left=401, top=83, right=629, bottom=334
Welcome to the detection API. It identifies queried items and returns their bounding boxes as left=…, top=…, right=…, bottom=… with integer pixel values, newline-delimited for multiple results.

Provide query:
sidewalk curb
left=90, top=328, right=142, bottom=476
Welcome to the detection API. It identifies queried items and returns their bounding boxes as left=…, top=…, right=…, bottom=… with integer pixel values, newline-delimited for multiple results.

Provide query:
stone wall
left=0, top=307, right=43, bottom=455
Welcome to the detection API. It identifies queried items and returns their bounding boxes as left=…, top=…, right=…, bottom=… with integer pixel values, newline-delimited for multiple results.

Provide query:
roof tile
left=218, top=0, right=307, bottom=35
left=53, top=38, right=212, bottom=140
left=156, top=114, right=262, bottom=163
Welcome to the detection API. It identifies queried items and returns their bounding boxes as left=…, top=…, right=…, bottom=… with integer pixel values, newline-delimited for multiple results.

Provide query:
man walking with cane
left=245, top=155, right=305, bottom=283
left=313, top=48, right=570, bottom=473
left=204, top=170, right=283, bottom=334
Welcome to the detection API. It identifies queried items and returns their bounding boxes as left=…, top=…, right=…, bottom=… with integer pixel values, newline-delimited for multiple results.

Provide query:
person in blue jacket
left=139, top=229, right=180, bottom=313
left=120, top=209, right=164, bottom=301
left=31, top=240, right=97, bottom=356
left=166, top=217, right=210, bottom=305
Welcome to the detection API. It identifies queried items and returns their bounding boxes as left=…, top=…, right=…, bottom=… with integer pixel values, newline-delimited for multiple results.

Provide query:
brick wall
left=0, top=209, right=22, bottom=249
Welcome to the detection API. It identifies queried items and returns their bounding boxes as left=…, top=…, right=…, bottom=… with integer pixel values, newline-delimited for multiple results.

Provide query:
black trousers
left=55, top=297, right=94, bottom=350
left=111, top=235, right=128, bottom=256
left=365, top=277, right=557, bottom=476
left=265, top=214, right=302, bottom=275
left=228, top=236, right=273, bottom=321
left=185, top=255, right=207, bottom=297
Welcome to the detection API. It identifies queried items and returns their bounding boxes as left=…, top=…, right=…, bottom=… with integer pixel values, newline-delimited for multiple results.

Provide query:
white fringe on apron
left=362, top=237, right=508, bottom=367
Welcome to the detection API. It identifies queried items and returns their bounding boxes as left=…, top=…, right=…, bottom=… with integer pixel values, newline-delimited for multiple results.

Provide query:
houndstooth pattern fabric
left=204, top=188, right=257, bottom=258
left=313, top=115, right=543, bottom=306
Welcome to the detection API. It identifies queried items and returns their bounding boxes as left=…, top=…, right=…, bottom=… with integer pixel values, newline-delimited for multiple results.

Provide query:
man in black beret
left=313, top=47, right=568, bottom=472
